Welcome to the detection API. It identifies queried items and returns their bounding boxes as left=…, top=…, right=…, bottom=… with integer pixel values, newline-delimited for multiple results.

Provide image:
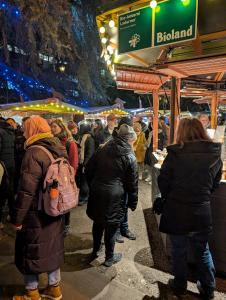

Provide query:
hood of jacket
left=106, top=136, right=133, bottom=157
left=27, top=137, right=68, bottom=159
left=167, top=141, right=221, bottom=156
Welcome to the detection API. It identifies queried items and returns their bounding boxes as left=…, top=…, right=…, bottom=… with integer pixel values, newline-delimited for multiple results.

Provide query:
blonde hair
left=176, top=118, right=212, bottom=146
left=133, top=122, right=142, bottom=133
left=51, top=119, right=72, bottom=139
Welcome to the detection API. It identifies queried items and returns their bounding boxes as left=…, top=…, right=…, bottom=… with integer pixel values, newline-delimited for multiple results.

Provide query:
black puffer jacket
left=158, top=141, right=222, bottom=235
left=0, top=119, right=15, bottom=172
left=12, top=137, right=67, bottom=275
left=86, top=137, right=138, bottom=224
left=94, top=126, right=112, bottom=149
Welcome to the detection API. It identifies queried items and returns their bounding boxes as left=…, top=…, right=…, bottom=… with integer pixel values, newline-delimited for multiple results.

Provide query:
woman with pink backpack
left=11, top=116, right=67, bottom=300
left=51, top=119, right=79, bottom=235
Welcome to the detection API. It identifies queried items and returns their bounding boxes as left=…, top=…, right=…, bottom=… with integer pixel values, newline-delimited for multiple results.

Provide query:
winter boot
left=13, top=289, right=41, bottom=300
left=104, top=253, right=122, bottom=267
left=40, top=284, right=62, bottom=300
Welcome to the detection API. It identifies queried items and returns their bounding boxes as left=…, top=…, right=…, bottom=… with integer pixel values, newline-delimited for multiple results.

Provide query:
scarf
left=80, top=133, right=90, bottom=164
left=25, top=132, right=53, bottom=148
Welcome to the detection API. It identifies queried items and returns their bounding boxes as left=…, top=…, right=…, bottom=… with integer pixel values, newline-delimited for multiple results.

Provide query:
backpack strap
left=29, top=145, right=57, bottom=211
left=29, top=145, right=55, bottom=163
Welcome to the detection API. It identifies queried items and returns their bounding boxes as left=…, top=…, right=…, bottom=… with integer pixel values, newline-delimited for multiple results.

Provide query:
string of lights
left=0, top=62, right=52, bottom=101
left=0, top=1, right=21, bottom=18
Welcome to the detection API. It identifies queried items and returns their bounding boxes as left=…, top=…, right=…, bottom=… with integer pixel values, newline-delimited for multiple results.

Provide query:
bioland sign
left=118, top=0, right=198, bottom=54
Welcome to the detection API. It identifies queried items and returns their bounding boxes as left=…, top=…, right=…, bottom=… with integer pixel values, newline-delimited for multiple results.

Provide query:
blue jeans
left=120, top=208, right=128, bottom=233
left=170, top=232, right=215, bottom=295
left=24, top=268, right=61, bottom=290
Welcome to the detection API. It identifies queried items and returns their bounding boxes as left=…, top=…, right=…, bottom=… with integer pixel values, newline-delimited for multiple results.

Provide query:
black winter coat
left=86, top=137, right=138, bottom=224
left=12, top=137, right=67, bottom=275
left=94, top=126, right=112, bottom=148
left=0, top=120, right=15, bottom=173
left=158, top=141, right=222, bottom=235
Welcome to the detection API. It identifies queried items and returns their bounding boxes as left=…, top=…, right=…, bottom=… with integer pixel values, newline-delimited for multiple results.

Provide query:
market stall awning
left=127, top=107, right=153, bottom=116
left=85, top=105, right=129, bottom=116
left=157, top=55, right=226, bottom=78
left=116, top=65, right=169, bottom=93
left=0, top=98, right=85, bottom=115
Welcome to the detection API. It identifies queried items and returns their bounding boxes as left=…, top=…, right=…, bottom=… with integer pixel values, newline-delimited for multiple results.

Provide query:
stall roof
left=0, top=98, right=85, bottom=115
left=85, top=105, right=128, bottom=116
left=115, top=65, right=169, bottom=93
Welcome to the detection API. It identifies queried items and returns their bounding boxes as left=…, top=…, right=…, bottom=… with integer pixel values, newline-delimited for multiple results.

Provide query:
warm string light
left=150, top=0, right=157, bottom=9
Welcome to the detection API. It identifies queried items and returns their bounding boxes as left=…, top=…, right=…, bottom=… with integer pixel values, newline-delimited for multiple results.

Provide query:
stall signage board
left=118, top=7, right=152, bottom=54
left=154, top=0, right=198, bottom=47
left=118, top=0, right=198, bottom=53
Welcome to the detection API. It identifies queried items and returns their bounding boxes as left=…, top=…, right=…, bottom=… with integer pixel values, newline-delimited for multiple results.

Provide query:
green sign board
left=118, top=7, right=152, bottom=54
left=118, top=0, right=198, bottom=54
left=154, top=0, right=198, bottom=47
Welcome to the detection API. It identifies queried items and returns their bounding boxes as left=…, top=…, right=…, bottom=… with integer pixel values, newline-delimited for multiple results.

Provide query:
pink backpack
left=31, top=145, right=78, bottom=217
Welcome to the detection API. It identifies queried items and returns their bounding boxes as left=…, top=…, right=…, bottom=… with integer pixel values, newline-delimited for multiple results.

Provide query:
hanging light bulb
left=107, top=45, right=113, bottom=52
left=109, top=20, right=115, bottom=28
left=99, top=26, right=106, bottom=34
left=109, top=48, right=114, bottom=55
left=107, top=60, right=111, bottom=66
left=150, top=0, right=157, bottom=9
left=104, top=54, right=110, bottom=61
left=111, top=70, right=116, bottom=76
left=101, top=37, right=108, bottom=44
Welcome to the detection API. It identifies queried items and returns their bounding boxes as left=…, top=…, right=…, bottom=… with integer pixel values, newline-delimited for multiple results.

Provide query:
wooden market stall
left=0, top=98, right=85, bottom=121
left=97, top=0, right=226, bottom=273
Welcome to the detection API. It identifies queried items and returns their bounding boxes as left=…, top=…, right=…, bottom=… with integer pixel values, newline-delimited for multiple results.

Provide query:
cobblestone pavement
left=0, top=181, right=226, bottom=299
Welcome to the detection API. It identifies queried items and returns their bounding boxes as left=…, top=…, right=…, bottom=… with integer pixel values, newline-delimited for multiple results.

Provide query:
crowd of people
left=0, top=111, right=223, bottom=300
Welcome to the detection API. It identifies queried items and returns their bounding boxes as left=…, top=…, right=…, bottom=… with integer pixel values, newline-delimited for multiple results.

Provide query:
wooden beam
left=211, top=93, right=218, bottom=129
left=152, top=90, right=159, bottom=151
left=156, top=65, right=189, bottom=78
left=192, top=32, right=203, bottom=56
left=97, top=0, right=150, bottom=19
left=215, top=72, right=225, bottom=81
left=110, top=41, right=150, bottom=67
left=200, top=30, right=226, bottom=42
left=170, top=78, right=181, bottom=143
left=127, top=53, right=150, bottom=67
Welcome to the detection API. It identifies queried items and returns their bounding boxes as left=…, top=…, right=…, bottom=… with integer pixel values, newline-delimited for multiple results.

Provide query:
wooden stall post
left=170, top=77, right=181, bottom=144
left=211, top=92, right=218, bottom=129
left=153, top=90, right=159, bottom=151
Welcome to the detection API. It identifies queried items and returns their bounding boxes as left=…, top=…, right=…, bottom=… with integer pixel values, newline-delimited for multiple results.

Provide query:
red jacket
left=60, top=137, right=79, bottom=173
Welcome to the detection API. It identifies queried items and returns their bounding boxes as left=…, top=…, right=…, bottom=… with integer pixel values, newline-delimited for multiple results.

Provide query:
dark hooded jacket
left=0, top=119, right=15, bottom=173
left=86, top=136, right=138, bottom=224
left=158, top=141, right=222, bottom=235
left=12, top=137, right=67, bottom=275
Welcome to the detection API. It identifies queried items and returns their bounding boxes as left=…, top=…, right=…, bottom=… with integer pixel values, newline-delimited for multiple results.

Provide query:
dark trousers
left=118, top=193, right=129, bottom=234
left=170, top=232, right=215, bottom=295
left=92, top=222, right=119, bottom=260
left=64, top=212, right=70, bottom=226
left=79, top=172, right=89, bottom=203
left=0, top=167, right=14, bottom=222
left=119, top=208, right=128, bottom=233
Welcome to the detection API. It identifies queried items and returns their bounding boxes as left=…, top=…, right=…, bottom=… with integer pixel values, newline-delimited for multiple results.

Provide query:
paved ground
left=0, top=181, right=226, bottom=299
